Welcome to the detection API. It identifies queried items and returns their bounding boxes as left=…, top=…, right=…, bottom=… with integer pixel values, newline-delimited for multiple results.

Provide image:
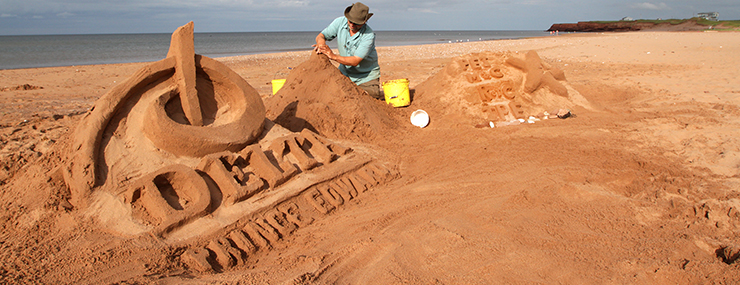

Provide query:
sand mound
left=414, top=50, right=591, bottom=126
left=0, top=83, right=43, bottom=91
left=264, top=53, right=401, bottom=143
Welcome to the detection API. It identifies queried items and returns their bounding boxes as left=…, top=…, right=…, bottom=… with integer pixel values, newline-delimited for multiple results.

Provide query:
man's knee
left=358, top=79, right=382, bottom=100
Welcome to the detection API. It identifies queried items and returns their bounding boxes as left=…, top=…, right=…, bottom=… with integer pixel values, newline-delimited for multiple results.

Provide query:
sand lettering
left=242, top=217, right=281, bottom=249
left=277, top=201, right=314, bottom=228
left=122, top=164, right=211, bottom=237
left=263, top=208, right=298, bottom=235
left=196, top=152, right=264, bottom=206
left=206, top=237, right=243, bottom=269
left=182, top=162, right=397, bottom=272
left=123, top=129, right=348, bottom=237
left=304, top=186, right=334, bottom=214
left=330, top=177, right=359, bottom=201
left=317, top=184, right=344, bottom=208
left=270, top=134, right=319, bottom=171
left=239, top=144, right=294, bottom=188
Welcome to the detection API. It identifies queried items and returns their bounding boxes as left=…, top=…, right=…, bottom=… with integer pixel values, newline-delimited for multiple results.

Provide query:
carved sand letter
left=269, top=135, right=319, bottom=171
left=264, top=209, right=298, bottom=235
left=317, top=184, right=344, bottom=207
left=331, top=177, right=359, bottom=201
left=277, top=201, right=314, bottom=227
left=242, top=218, right=281, bottom=248
left=206, top=237, right=242, bottom=269
left=300, top=129, right=351, bottom=155
left=123, top=164, right=211, bottom=236
left=239, top=144, right=296, bottom=188
left=304, top=187, right=334, bottom=214
left=299, top=129, right=337, bottom=164
left=348, top=172, right=375, bottom=192
left=196, top=152, right=264, bottom=206
left=228, top=230, right=257, bottom=256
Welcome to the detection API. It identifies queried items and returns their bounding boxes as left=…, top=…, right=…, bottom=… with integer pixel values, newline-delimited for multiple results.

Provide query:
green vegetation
left=592, top=17, right=740, bottom=28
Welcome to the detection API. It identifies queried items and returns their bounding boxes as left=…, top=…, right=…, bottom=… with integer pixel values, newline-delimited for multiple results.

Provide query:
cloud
left=630, top=2, right=669, bottom=10
left=56, top=12, right=75, bottom=17
left=0, top=13, right=17, bottom=18
left=409, top=8, right=439, bottom=14
left=277, top=0, right=309, bottom=8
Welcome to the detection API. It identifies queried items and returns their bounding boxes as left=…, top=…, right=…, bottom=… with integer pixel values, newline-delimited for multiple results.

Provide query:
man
left=313, top=2, right=382, bottom=100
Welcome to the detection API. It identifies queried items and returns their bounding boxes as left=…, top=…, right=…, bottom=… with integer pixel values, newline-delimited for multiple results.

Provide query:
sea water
left=0, top=30, right=549, bottom=70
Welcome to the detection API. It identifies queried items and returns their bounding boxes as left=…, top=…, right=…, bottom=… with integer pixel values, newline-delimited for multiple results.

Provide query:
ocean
left=0, top=30, right=550, bottom=70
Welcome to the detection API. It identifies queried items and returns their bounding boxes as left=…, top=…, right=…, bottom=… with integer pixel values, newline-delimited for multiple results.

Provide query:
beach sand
left=2, top=31, right=740, bottom=284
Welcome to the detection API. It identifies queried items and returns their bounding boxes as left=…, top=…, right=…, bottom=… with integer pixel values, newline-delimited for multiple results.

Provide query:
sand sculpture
left=416, top=50, right=591, bottom=124
left=61, top=22, right=398, bottom=272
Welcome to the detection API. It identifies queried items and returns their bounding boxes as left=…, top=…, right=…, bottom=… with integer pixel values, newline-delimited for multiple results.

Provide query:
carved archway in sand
left=65, top=22, right=265, bottom=204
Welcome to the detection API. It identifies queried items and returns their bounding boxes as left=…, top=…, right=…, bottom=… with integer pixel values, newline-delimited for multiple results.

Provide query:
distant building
left=621, top=17, right=634, bottom=21
left=698, top=12, right=719, bottom=21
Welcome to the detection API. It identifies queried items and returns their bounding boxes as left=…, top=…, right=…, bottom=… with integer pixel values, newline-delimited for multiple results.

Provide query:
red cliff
left=548, top=20, right=711, bottom=32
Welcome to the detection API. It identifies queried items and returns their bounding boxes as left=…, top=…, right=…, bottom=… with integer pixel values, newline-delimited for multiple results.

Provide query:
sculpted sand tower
left=62, top=22, right=398, bottom=273
left=264, top=52, right=400, bottom=143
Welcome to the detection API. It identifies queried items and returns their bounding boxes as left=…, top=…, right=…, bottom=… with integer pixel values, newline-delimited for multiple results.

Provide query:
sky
left=1, top=0, right=739, bottom=35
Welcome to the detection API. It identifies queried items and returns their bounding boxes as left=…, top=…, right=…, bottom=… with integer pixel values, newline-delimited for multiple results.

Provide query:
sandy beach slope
left=1, top=31, right=740, bottom=284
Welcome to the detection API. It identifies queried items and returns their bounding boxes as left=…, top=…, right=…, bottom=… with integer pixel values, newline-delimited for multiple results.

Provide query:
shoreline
left=5, top=29, right=733, bottom=72
left=0, top=30, right=551, bottom=70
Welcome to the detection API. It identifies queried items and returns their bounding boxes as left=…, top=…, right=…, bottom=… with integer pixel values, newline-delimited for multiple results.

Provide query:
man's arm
left=313, top=33, right=328, bottom=51
left=312, top=27, right=364, bottom=66
left=319, top=48, right=363, bottom=66
left=313, top=36, right=363, bottom=66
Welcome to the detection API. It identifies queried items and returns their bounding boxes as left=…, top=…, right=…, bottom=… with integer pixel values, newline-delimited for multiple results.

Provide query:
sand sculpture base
left=61, top=22, right=399, bottom=273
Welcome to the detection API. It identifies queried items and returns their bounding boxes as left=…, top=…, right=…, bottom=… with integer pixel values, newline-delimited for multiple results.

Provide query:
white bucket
left=410, top=110, right=429, bottom=128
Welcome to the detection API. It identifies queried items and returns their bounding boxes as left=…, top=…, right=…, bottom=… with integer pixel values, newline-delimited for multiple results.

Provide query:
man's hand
left=314, top=33, right=328, bottom=55
left=312, top=43, right=328, bottom=53
left=313, top=45, right=335, bottom=59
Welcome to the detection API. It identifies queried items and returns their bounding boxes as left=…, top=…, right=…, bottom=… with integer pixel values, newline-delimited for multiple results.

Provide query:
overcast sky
left=1, top=0, right=738, bottom=35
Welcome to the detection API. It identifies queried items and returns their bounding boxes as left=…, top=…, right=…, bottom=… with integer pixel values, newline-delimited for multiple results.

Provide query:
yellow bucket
left=382, top=79, right=410, bottom=107
left=272, top=79, right=286, bottom=95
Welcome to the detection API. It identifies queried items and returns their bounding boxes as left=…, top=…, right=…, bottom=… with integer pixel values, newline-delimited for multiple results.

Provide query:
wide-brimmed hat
left=344, top=2, right=373, bottom=25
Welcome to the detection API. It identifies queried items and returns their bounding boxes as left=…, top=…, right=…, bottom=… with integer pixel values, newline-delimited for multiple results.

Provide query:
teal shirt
left=320, top=16, right=380, bottom=85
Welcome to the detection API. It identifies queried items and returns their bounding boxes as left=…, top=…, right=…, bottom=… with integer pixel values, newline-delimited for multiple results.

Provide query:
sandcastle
left=416, top=50, right=591, bottom=124
left=61, top=22, right=398, bottom=272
